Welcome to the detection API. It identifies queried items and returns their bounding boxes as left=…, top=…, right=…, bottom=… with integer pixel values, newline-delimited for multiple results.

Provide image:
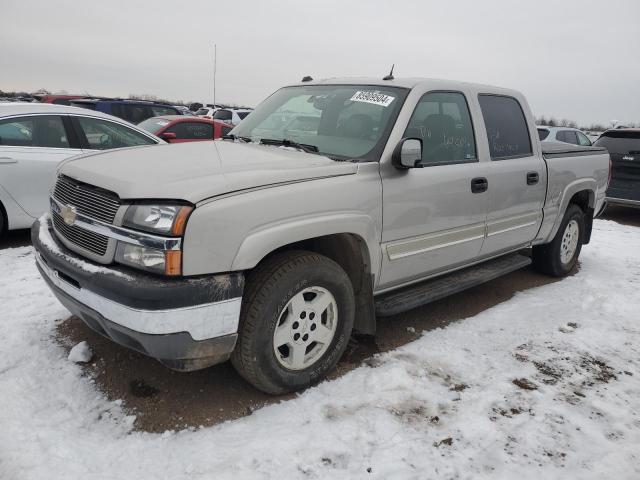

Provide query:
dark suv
left=594, top=129, right=640, bottom=208
left=69, top=98, right=180, bottom=124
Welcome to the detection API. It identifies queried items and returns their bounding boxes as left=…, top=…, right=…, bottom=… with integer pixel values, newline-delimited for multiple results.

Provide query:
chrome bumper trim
left=606, top=197, right=640, bottom=208
left=36, top=251, right=241, bottom=341
left=50, top=196, right=182, bottom=251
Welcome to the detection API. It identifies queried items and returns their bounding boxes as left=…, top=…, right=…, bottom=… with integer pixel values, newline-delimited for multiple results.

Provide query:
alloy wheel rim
left=273, top=286, right=338, bottom=371
left=560, top=219, right=579, bottom=264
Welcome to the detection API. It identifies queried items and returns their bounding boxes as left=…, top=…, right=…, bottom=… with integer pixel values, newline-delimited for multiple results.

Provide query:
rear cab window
left=478, top=94, right=532, bottom=160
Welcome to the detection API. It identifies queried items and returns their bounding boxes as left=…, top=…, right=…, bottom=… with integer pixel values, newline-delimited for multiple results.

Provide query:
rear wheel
left=231, top=251, right=355, bottom=395
left=533, top=204, right=585, bottom=277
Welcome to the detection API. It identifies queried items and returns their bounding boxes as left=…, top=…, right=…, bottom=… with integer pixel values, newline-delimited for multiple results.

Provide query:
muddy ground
left=4, top=205, right=638, bottom=433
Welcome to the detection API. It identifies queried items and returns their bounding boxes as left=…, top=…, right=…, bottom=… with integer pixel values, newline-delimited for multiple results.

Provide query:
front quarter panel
left=181, top=163, right=383, bottom=280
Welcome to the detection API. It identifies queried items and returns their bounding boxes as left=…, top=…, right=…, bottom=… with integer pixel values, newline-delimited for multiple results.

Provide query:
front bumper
left=33, top=217, right=244, bottom=371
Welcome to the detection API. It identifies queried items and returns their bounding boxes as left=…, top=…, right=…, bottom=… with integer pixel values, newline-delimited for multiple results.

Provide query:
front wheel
left=231, top=251, right=355, bottom=395
left=532, top=204, right=585, bottom=277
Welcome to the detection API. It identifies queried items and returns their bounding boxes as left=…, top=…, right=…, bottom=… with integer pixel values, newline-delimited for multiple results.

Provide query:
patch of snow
left=0, top=219, right=639, bottom=479
left=406, top=326, right=416, bottom=333
left=68, top=341, right=93, bottom=363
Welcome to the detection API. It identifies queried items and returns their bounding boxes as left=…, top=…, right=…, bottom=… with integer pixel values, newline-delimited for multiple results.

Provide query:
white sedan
left=0, top=103, right=163, bottom=237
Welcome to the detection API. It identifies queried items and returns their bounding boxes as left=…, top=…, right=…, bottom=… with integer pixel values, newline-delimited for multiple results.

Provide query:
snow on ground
left=1, top=220, right=639, bottom=480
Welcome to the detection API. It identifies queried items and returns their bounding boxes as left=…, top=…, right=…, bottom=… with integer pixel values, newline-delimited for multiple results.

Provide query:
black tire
left=231, top=250, right=355, bottom=395
left=0, top=202, right=6, bottom=238
left=532, top=204, right=585, bottom=277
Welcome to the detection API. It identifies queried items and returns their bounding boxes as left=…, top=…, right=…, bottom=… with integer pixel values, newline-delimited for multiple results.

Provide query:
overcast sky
left=2, top=0, right=639, bottom=125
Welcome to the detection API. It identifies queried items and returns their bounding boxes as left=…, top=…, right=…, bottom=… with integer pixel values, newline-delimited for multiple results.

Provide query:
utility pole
left=213, top=44, right=217, bottom=107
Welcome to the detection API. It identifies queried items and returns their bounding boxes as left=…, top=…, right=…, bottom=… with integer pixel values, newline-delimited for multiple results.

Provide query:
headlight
left=123, top=204, right=193, bottom=235
left=115, top=243, right=182, bottom=276
left=117, top=203, right=192, bottom=276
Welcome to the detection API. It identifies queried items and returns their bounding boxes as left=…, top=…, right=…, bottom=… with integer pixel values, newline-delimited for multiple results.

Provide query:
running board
left=375, top=253, right=532, bottom=316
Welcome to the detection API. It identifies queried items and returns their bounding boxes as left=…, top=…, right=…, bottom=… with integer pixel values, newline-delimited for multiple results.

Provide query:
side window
left=151, top=106, right=179, bottom=117
left=0, top=116, right=71, bottom=148
left=555, top=131, right=566, bottom=143
left=111, top=104, right=151, bottom=124
left=0, top=117, right=34, bottom=147
left=403, top=91, right=477, bottom=166
left=562, top=130, right=578, bottom=144
left=166, top=122, right=213, bottom=139
left=537, top=129, right=550, bottom=141
left=76, top=117, right=156, bottom=150
left=576, top=131, right=591, bottom=146
left=478, top=95, right=532, bottom=160
left=213, top=109, right=232, bottom=121
left=34, top=116, right=71, bottom=148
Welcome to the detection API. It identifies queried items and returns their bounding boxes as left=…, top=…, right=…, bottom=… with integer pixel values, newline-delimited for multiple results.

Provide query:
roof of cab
left=288, top=76, right=521, bottom=96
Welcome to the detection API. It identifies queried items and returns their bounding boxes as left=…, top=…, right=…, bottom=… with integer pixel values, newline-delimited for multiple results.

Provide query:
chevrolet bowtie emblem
left=60, top=205, right=77, bottom=226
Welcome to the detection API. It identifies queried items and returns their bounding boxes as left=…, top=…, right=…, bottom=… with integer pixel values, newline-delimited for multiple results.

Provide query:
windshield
left=230, top=85, right=409, bottom=161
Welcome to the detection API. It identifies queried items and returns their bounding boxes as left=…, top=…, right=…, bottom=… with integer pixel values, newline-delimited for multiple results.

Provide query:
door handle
left=471, top=177, right=488, bottom=193
left=527, top=171, right=539, bottom=185
left=0, top=157, right=17, bottom=164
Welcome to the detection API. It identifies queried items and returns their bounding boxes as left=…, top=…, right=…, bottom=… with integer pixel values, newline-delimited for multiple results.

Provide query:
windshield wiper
left=259, top=138, right=319, bottom=154
left=222, top=134, right=251, bottom=142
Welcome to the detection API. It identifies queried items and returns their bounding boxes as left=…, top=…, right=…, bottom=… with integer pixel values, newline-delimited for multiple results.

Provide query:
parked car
left=173, top=106, right=195, bottom=116
left=69, top=98, right=181, bottom=124
left=537, top=126, right=592, bottom=146
left=33, top=94, right=86, bottom=106
left=138, top=115, right=233, bottom=142
left=594, top=129, right=640, bottom=208
left=194, top=106, right=218, bottom=118
left=33, top=77, right=609, bottom=395
left=213, top=107, right=252, bottom=126
left=0, top=103, right=162, bottom=236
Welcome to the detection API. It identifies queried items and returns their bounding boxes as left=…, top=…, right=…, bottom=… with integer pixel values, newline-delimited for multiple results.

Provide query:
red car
left=137, top=115, right=233, bottom=143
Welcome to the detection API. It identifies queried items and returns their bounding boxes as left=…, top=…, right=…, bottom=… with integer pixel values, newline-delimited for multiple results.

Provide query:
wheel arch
left=241, top=231, right=378, bottom=336
left=546, top=180, right=596, bottom=244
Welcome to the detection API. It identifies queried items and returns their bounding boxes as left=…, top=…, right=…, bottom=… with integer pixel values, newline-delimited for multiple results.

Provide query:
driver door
left=378, top=91, right=490, bottom=291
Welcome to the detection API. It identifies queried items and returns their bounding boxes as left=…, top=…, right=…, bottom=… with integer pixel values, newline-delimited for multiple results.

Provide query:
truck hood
left=60, top=141, right=358, bottom=203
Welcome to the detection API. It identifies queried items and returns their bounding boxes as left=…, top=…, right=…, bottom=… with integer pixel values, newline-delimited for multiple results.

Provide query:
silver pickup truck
left=33, top=77, right=609, bottom=394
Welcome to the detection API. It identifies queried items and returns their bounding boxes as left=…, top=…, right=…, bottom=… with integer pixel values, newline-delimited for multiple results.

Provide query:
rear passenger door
left=477, top=94, right=546, bottom=257
left=379, top=91, right=490, bottom=290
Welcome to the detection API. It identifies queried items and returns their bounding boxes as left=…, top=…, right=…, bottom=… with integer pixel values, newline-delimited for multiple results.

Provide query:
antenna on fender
left=383, top=64, right=395, bottom=81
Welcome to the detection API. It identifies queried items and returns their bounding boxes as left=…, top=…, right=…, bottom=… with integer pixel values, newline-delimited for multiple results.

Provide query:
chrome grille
left=52, top=210, right=109, bottom=256
left=52, top=175, right=120, bottom=224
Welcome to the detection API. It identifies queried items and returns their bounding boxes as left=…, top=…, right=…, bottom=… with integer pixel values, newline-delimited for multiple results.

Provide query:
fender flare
left=231, top=213, right=381, bottom=281
left=546, top=178, right=596, bottom=242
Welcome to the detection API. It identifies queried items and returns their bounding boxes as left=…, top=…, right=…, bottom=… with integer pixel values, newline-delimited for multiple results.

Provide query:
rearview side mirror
left=392, top=138, right=422, bottom=169
left=161, top=132, right=177, bottom=142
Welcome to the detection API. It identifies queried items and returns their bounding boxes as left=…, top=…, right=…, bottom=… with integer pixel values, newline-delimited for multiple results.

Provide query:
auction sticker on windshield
left=350, top=91, right=395, bottom=107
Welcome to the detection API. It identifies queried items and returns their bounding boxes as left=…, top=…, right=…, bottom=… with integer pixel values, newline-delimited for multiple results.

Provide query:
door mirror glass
left=161, top=132, right=177, bottom=141
left=393, top=138, right=422, bottom=169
